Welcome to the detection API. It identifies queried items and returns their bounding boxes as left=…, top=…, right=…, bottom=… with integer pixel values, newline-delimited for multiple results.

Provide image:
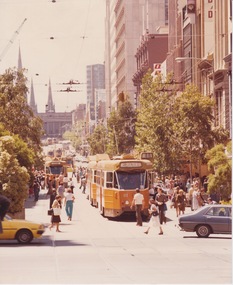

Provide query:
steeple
left=18, top=46, right=22, bottom=71
left=46, top=79, right=55, bottom=113
left=29, top=79, right=37, bottom=114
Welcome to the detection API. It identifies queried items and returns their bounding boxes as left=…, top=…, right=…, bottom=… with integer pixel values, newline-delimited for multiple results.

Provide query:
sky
left=0, top=0, right=106, bottom=112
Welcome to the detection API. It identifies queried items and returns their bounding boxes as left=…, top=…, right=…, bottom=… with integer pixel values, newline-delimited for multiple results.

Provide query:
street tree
left=205, top=141, right=232, bottom=201
left=135, top=72, right=181, bottom=173
left=0, top=68, right=44, bottom=155
left=107, top=100, right=136, bottom=156
left=0, top=135, right=30, bottom=214
left=173, top=84, right=229, bottom=179
left=87, top=124, right=108, bottom=155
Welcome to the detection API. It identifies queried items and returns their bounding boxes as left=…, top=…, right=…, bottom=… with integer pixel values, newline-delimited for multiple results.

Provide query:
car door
left=205, top=206, right=231, bottom=233
left=0, top=218, right=16, bottom=240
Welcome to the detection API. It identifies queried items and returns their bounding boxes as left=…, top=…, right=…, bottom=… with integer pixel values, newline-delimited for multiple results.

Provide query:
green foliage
left=87, top=124, right=108, bottom=155
left=0, top=69, right=45, bottom=212
left=0, top=136, right=30, bottom=213
left=205, top=142, right=232, bottom=200
left=107, top=100, right=136, bottom=156
left=0, top=68, right=43, bottom=164
left=135, top=72, right=182, bottom=173
left=135, top=74, right=229, bottom=176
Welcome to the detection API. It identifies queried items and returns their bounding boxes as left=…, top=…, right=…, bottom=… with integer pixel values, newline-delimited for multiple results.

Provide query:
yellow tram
left=87, top=153, right=154, bottom=218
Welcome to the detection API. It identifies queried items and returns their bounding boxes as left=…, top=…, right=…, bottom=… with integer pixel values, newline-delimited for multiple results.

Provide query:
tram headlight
left=125, top=200, right=129, bottom=205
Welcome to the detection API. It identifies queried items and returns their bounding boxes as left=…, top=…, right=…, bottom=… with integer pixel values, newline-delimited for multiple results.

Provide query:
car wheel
left=16, top=229, right=33, bottom=244
left=196, top=225, right=211, bottom=238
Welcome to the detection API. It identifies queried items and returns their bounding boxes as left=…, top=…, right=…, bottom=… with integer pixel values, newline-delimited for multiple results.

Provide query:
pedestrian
left=130, top=188, right=144, bottom=226
left=49, top=195, right=62, bottom=232
left=33, top=179, right=40, bottom=201
left=64, top=188, right=75, bottom=221
left=80, top=176, right=87, bottom=194
left=176, top=189, right=186, bottom=216
left=72, top=167, right=76, bottom=178
left=144, top=199, right=163, bottom=235
left=49, top=188, right=57, bottom=209
left=57, top=182, right=65, bottom=204
left=207, top=197, right=217, bottom=204
left=63, top=174, right=69, bottom=189
left=155, top=187, right=168, bottom=224
left=68, top=178, right=74, bottom=193
left=0, top=194, right=11, bottom=234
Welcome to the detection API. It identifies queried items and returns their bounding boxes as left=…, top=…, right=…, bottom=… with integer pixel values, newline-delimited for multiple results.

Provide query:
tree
left=87, top=124, right=108, bottom=155
left=0, top=68, right=44, bottom=155
left=173, top=84, right=229, bottom=179
left=107, top=100, right=136, bottom=156
left=135, top=72, right=182, bottom=173
left=0, top=136, right=30, bottom=214
left=205, top=142, right=232, bottom=201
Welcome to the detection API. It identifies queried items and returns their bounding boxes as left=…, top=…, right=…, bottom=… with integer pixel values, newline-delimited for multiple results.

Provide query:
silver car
left=178, top=204, right=232, bottom=238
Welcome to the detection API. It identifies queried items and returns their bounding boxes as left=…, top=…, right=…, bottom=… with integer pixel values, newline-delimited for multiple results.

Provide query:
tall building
left=166, top=0, right=232, bottom=136
left=105, top=0, right=168, bottom=114
left=86, top=64, right=105, bottom=132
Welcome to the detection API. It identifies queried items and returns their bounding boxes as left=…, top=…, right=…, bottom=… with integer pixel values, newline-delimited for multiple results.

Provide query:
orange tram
left=87, top=153, right=154, bottom=219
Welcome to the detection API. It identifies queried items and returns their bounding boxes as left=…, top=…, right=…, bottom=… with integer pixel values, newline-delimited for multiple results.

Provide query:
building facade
left=166, top=0, right=232, bottom=137
left=29, top=79, right=72, bottom=138
left=105, top=0, right=168, bottom=114
left=86, top=64, right=105, bottom=133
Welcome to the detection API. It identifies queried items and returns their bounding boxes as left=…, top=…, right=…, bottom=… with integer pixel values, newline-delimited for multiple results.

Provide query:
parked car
left=178, top=204, right=232, bottom=238
left=0, top=214, right=45, bottom=244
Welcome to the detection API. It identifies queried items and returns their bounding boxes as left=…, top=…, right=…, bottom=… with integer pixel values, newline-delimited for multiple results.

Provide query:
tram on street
left=44, top=157, right=67, bottom=177
left=61, top=155, right=74, bottom=172
left=87, top=153, right=154, bottom=219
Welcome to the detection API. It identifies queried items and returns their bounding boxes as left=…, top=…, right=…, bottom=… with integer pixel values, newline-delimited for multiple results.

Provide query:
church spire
left=18, top=46, right=22, bottom=70
left=29, top=79, right=37, bottom=114
left=46, top=79, right=55, bottom=113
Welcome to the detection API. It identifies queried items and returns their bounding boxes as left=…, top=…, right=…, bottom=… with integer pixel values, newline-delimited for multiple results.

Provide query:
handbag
left=152, top=211, right=159, bottom=217
left=53, top=207, right=61, bottom=216
left=163, top=203, right=167, bottom=211
left=48, top=209, right=53, bottom=216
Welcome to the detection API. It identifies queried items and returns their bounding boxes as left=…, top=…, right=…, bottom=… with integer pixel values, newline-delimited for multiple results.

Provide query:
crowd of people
left=24, top=169, right=224, bottom=235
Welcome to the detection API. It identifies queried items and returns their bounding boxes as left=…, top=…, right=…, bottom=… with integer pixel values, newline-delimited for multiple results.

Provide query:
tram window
left=96, top=170, right=101, bottom=185
left=106, top=172, right=113, bottom=188
left=117, top=172, right=146, bottom=189
left=94, top=170, right=97, bottom=183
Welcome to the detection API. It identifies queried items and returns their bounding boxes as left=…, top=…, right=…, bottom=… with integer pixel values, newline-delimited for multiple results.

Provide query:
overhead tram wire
left=72, top=0, right=91, bottom=80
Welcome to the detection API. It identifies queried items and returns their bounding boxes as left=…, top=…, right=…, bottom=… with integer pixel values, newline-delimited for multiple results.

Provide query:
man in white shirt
left=131, top=188, right=144, bottom=226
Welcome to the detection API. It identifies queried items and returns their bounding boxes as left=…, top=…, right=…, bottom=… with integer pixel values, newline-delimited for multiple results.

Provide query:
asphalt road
left=0, top=174, right=231, bottom=284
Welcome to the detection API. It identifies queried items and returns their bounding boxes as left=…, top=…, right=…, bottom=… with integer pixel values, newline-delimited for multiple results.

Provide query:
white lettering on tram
left=120, top=162, right=142, bottom=168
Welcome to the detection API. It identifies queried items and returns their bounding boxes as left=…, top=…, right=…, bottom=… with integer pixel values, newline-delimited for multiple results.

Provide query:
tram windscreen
left=117, top=171, right=146, bottom=189
left=49, top=166, right=63, bottom=175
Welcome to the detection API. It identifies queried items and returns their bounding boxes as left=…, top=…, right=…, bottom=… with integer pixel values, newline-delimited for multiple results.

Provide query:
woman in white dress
left=192, top=188, right=201, bottom=211
left=144, top=199, right=163, bottom=235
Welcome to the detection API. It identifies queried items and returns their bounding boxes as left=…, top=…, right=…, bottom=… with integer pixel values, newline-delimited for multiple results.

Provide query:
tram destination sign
left=120, top=162, right=142, bottom=168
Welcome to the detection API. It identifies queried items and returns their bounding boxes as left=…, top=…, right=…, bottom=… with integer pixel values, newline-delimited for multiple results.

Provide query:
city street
left=0, top=175, right=231, bottom=284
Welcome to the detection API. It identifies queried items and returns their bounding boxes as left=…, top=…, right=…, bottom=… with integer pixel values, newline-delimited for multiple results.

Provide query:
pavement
left=3, top=175, right=231, bottom=284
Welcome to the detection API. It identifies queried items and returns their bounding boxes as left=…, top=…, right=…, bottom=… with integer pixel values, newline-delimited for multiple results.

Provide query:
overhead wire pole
left=0, top=18, right=27, bottom=63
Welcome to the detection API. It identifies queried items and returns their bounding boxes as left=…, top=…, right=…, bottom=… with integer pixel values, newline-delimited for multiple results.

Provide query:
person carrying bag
left=48, top=195, right=62, bottom=232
